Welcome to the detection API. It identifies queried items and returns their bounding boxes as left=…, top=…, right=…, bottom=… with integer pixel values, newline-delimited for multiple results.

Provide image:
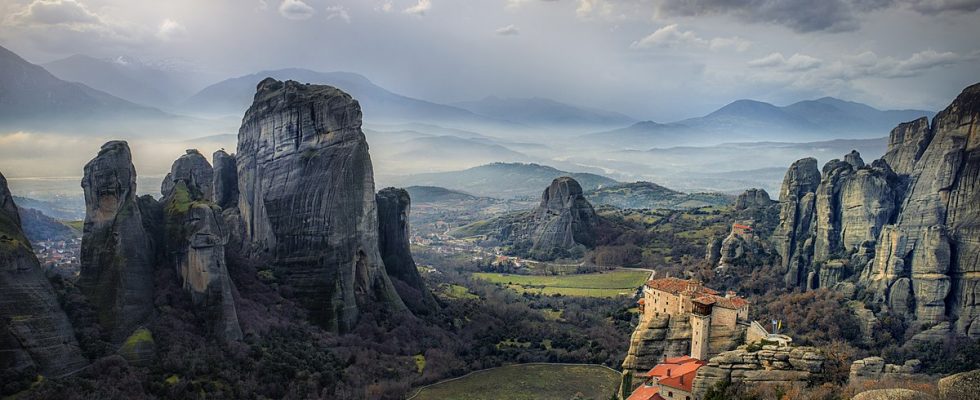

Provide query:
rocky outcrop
left=772, top=157, right=820, bottom=286
left=79, top=141, right=155, bottom=342
left=621, top=314, right=692, bottom=379
left=938, top=369, right=980, bottom=400
left=691, top=345, right=826, bottom=397
left=849, top=357, right=922, bottom=382
left=768, top=83, right=980, bottom=338
left=376, top=187, right=436, bottom=314
left=529, top=177, right=598, bottom=259
left=858, top=83, right=980, bottom=338
left=774, top=152, right=898, bottom=289
left=735, top=188, right=772, bottom=210
left=212, top=150, right=238, bottom=209
left=236, top=78, right=405, bottom=332
left=161, top=149, right=213, bottom=201
left=0, top=170, right=87, bottom=376
left=716, top=222, right=769, bottom=267
left=162, top=150, right=242, bottom=341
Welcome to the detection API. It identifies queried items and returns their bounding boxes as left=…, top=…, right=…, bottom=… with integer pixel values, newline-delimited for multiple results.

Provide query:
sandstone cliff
left=0, top=170, right=87, bottom=376
left=162, top=150, right=242, bottom=341
left=236, top=78, right=405, bottom=332
left=529, top=177, right=598, bottom=259
left=212, top=150, right=238, bottom=209
left=735, top=188, right=772, bottom=210
left=771, top=82, right=980, bottom=338
left=79, top=141, right=155, bottom=342
left=376, top=187, right=436, bottom=314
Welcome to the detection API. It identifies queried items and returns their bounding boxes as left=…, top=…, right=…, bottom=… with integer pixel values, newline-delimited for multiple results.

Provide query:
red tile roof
left=645, top=278, right=719, bottom=296
left=627, top=384, right=660, bottom=400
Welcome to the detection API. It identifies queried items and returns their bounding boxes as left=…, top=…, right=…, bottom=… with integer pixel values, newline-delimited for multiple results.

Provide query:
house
left=627, top=356, right=706, bottom=400
left=641, top=278, right=749, bottom=360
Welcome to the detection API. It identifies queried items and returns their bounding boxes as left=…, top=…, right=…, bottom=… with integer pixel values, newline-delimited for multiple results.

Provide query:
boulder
left=236, top=78, right=405, bottom=332
left=939, top=369, right=980, bottom=400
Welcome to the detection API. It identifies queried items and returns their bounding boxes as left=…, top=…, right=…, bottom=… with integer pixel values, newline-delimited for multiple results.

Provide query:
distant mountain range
left=452, top=96, right=636, bottom=130
left=387, top=162, right=619, bottom=199
left=580, top=97, right=934, bottom=148
left=42, top=54, right=198, bottom=110
left=0, top=45, right=170, bottom=129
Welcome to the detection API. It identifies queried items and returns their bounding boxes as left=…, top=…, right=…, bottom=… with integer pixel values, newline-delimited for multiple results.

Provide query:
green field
left=410, top=364, right=621, bottom=400
left=472, top=270, right=648, bottom=297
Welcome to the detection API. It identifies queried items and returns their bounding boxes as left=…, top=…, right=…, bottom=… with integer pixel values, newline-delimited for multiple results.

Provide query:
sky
left=0, top=0, right=978, bottom=120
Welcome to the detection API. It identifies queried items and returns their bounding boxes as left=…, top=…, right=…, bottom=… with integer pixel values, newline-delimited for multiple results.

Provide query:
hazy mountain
left=579, top=97, right=933, bottom=148
left=404, top=186, right=479, bottom=203
left=584, top=181, right=733, bottom=210
left=183, top=68, right=513, bottom=129
left=11, top=196, right=85, bottom=221
left=42, top=55, right=195, bottom=109
left=0, top=45, right=170, bottom=128
left=389, top=162, right=619, bottom=199
left=453, top=96, right=635, bottom=130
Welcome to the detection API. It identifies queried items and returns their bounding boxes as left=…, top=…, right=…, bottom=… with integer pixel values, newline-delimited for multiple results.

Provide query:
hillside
left=453, top=96, right=635, bottom=130
left=390, top=163, right=619, bottom=199
left=585, top=181, right=733, bottom=210
left=0, top=45, right=170, bottom=129
left=405, top=186, right=479, bottom=203
left=17, top=207, right=78, bottom=242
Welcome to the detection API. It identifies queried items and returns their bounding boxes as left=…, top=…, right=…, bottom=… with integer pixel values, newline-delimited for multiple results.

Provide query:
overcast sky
left=1, top=0, right=978, bottom=120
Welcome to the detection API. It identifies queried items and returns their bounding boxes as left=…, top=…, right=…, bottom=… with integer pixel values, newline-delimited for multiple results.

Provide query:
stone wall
left=691, top=345, right=826, bottom=396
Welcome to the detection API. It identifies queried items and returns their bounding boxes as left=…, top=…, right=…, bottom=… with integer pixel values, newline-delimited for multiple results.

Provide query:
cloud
left=257, top=0, right=269, bottom=11
left=652, top=0, right=980, bottom=33
left=404, top=0, right=432, bottom=15
left=576, top=0, right=613, bottom=18
left=826, top=49, right=978, bottom=79
left=5, top=0, right=146, bottom=51
left=506, top=0, right=560, bottom=9
left=279, top=0, right=315, bottom=20
left=375, top=1, right=393, bottom=12
left=325, top=5, right=351, bottom=22
left=748, top=52, right=822, bottom=71
left=156, top=18, right=187, bottom=41
left=631, top=24, right=751, bottom=52
left=13, top=0, right=102, bottom=25
left=496, top=24, right=520, bottom=35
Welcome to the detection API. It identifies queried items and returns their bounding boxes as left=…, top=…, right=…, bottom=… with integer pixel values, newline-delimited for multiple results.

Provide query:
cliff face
left=162, top=150, right=242, bottom=341
left=861, top=83, right=980, bottom=337
left=771, top=82, right=980, bottom=338
left=79, top=141, right=155, bottom=342
left=529, top=177, right=598, bottom=259
left=376, top=187, right=436, bottom=314
left=0, top=171, right=87, bottom=376
left=212, top=150, right=238, bottom=209
left=735, top=188, right=772, bottom=210
left=236, top=78, right=404, bottom=332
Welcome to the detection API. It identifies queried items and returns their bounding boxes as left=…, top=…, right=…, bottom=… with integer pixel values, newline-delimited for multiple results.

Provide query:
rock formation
left=529, top=177, right=598, bottom=259
left=849, top=357, right=922, bottom=383
left=162, top=151, right=242, bottom=341
left=734, top=188, right=772, bottom=210
left=79, top=141, right=155, bottom=342
left=852, top=389, right=936, bottom=400
left=376, top=187, right=436, bottom=314
left=691, top=345, right=826, bottom=397
left=212, top=150, right=238, bottom=209
left=938, top=369, right=980, bottom=400
left=770, top=82, right=980, bottom=338
left=0, top=170, right=87, bottom=376
left=236, top=78, right=405, bottom=332
left=161, top=149, right=214, bottom=201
